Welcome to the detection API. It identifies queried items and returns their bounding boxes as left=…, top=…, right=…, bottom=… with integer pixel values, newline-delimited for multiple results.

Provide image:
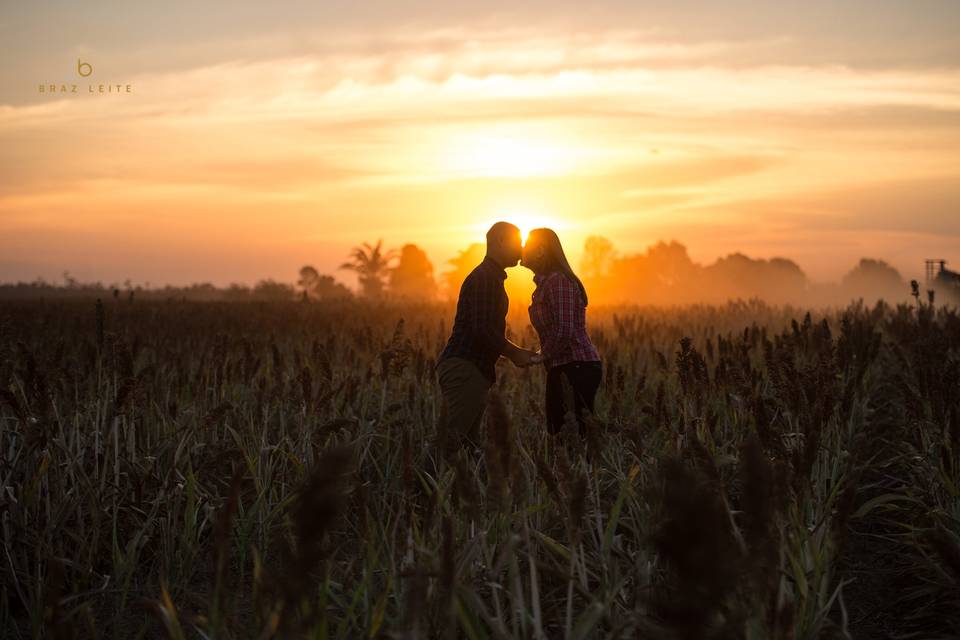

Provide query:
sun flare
left=481, top=209, right=571, bottom=243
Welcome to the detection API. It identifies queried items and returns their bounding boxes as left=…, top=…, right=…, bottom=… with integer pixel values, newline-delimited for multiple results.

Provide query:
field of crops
left=1, top=297, right=958, bottom=639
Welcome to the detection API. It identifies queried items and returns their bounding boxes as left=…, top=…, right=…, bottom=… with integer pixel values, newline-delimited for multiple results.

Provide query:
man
left=436, top=221, right=539, bottom=452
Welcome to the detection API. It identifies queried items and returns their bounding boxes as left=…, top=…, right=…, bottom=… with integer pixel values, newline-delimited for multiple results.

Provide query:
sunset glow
left=479, top=209, right=570, bottom=243
left=1, top=2, right=959, bottom=291
left=441, top=132, right=582, bottom=179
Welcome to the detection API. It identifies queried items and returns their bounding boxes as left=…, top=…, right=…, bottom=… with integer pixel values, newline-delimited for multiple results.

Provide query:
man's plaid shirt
left=529, top=271, right=601, bottom=369
left=438, top=256, right=509, bottom=383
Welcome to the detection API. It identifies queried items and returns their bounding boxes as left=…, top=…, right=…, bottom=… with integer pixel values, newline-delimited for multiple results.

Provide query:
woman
left=522, top=228, right=602, bottom=436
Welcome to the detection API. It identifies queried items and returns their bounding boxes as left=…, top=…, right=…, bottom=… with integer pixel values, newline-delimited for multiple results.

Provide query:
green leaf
left=368, top=573, right=392, bottom=638
left=532, top=530, right=571, bottom=561
left=852, top=493, right=920, bottom=519
left=602, top=480, right=629, bottom=556
left=572, top=602, right=606, bottom=640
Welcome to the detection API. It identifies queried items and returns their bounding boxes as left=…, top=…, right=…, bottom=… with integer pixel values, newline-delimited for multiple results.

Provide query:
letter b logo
left=77, top=58, right=93, bottom=77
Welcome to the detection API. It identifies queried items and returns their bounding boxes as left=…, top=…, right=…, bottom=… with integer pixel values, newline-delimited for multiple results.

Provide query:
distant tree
left=705, top=253, right=808, bottom=304
left=339, top=240, right=396, bottom=298
left=581, top=236, right=616, bottom=280
left=442, top=243, right=485, bottom=300
left=186, top=282, right=219, bottom=299
left=223, top=283, right=252, bottom=301
left=388, top=244, right=437, bottom=300
left=298, top=266, right=353, bottom=301
left=298, top=266, right=320, bottom=290
left=841, top=258, right=907, bottom=303
left=597, top=240, right=700, bottom=304
left=251, top=279, right=296, bottom=301
left=643, top=240, right=699, bottom=287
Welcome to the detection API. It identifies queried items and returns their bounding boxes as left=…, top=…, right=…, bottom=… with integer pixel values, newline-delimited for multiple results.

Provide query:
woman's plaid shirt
left=529, top=271, right=601, bottom=369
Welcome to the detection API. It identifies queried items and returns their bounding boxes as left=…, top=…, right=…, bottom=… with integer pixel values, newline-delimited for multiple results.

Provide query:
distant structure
left=925, top=259, right=960, bottom=300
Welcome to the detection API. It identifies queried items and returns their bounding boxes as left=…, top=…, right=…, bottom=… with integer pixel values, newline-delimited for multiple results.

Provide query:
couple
left=436, top=221, right=602, bottom=452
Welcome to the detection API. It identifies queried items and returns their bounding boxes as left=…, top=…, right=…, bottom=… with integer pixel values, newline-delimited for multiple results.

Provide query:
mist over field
left=3, top=235, right=957, bottom=312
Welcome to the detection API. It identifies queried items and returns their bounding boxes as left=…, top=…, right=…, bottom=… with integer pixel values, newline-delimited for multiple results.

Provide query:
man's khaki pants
left=436, top=357, right=492, bottom=453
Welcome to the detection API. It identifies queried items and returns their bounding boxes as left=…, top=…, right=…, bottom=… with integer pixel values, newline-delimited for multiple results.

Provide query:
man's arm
left=463, top=272, right=535, bottom=366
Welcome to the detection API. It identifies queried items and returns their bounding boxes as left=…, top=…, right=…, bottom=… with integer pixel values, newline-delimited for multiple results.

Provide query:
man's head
left=485, top=221, right=523, bottom=268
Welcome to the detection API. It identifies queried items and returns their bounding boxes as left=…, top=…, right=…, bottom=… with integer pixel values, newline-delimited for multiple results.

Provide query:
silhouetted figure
left=522, top=228, right=602, bottom=436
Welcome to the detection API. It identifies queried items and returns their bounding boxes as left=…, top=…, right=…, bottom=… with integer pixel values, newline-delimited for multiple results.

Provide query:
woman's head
left=522, top=228, right=589, bottom=305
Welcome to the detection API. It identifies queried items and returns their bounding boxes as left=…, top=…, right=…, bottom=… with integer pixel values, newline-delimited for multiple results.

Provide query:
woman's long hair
left=527, top=228, right=589, bottom=306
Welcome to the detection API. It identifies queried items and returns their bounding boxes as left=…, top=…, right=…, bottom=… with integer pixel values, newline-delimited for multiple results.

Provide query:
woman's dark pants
left=545, top=361, right=603, bottom=435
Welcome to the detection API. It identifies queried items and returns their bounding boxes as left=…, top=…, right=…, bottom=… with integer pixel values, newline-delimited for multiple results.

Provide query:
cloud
left=621, top=155, right=781, bottom=193
left=2, top=21, right=960, bottom=285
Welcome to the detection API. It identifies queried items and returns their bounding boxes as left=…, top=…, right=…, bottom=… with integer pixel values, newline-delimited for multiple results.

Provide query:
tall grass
left=0, top=296, right=957, bottom=638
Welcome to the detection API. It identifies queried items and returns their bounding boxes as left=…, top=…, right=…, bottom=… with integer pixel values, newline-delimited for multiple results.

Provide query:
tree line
left=1, top=236, right=951, bottom=307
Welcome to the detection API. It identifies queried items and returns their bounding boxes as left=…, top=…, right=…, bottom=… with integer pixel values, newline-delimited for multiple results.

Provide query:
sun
left=441, top=133, right=578, bottom=178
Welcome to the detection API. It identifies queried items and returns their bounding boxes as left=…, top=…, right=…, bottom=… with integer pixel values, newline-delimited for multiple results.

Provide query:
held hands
left=510, top=348, right=544, bottom=368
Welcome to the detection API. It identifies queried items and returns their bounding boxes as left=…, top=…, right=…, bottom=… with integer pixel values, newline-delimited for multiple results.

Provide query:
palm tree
left=339, top=240, right=397, bottom=298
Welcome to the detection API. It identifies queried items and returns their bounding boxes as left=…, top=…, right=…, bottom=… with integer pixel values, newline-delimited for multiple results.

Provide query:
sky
left=1, top=1, right=959, bottom=288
